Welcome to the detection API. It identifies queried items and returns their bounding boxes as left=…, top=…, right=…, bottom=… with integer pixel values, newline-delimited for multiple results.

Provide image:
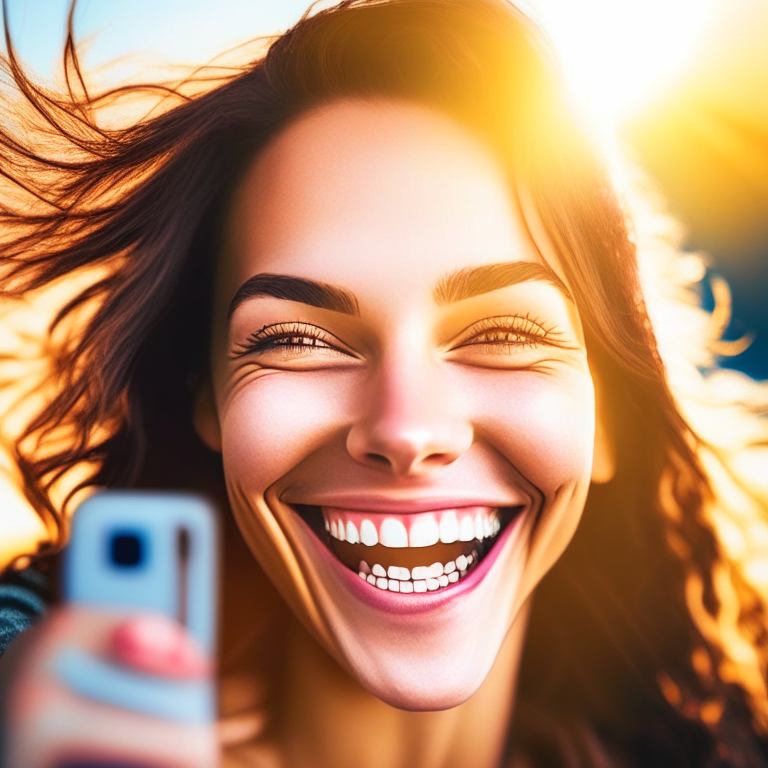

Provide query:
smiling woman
left=196, top=98, right=606, bottom=713
left=1, top=1, right=768, bottom=766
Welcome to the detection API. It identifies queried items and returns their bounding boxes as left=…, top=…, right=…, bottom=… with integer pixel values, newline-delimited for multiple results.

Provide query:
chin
left=347, top=651, right=496, bottom=711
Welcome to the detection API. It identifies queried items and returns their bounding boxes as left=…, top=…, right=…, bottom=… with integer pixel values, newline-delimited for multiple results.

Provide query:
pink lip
left=290, top=506, right=525, bottom=615
left=289, top=495, right=524, bottom=514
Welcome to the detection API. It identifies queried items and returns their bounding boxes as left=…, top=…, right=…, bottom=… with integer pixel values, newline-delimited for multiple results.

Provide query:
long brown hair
left=1, top=0, right=767, bottom=764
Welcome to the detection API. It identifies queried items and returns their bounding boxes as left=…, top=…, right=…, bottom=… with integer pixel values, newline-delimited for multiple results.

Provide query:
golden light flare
left=625, top=0, right=768, bottom=252
left=610, top=165, right=768, bottom=731
left=0, top=269, right=111, bottom=569
left=518, top=0, right=719, bottom=128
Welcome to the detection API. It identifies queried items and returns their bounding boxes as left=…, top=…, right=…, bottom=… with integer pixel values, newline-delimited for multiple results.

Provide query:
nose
left=346, top=356, right=473, bottom=477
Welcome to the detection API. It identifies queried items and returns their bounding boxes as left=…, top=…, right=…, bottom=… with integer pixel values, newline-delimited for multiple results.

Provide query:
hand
left=0, top=606, right=219, bottom=768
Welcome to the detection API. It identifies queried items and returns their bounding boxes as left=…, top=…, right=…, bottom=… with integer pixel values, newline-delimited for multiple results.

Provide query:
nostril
left=365, top=453, right=392, bottom=466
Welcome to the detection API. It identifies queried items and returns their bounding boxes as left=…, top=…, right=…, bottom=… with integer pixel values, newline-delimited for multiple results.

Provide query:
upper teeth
left=323, top=507, right=501, bottom=547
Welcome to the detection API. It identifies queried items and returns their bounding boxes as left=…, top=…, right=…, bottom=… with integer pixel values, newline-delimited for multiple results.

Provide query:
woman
left=1, top=0, right=767, bottom=765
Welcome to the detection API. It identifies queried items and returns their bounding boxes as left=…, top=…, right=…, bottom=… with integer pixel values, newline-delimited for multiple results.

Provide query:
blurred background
left=1, top=0, right=766, bottom=561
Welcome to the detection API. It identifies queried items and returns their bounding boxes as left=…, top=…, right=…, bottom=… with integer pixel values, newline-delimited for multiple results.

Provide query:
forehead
left=223, top=99, right=551, bottom=304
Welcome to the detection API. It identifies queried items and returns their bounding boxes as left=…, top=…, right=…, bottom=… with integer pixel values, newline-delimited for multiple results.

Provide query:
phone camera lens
left=110, top=532, right=144, bottom=567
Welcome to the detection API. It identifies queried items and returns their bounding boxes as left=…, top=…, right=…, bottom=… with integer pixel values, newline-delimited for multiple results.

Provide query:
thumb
left=110, top=614, right=211, bottom=679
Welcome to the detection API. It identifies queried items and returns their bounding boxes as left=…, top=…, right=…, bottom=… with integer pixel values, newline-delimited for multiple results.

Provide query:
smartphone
left=57, top=490, right=219, bottom=724
left=63, top=489, right=218, bottom=654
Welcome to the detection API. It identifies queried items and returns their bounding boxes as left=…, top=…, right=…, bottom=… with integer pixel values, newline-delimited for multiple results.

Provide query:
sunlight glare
left=521, top=0, right=719, bottom=127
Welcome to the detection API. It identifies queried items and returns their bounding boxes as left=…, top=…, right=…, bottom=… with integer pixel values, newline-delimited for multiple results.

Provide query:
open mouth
left=296, top=504, right=524, bottom=594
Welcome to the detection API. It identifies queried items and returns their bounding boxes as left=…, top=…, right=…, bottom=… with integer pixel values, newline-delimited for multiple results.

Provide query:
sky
left=3, top=1, right=307, bottom=75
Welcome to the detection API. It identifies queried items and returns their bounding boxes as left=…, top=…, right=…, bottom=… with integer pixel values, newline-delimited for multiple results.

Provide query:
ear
left=193, top=380, right=222, bottom=452
left=591, top=371, right=616, bottom=484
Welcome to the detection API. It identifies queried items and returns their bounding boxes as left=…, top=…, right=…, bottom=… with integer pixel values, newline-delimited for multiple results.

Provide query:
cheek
left=462, top=369, right=597, bottom=596
left=460, top=369, right=596, bottom=492
left=219, top=370, right=360, bottom=492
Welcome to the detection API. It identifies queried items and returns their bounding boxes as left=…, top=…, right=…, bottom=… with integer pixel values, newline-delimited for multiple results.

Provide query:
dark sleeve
left=0, top=568, right=49, bottom=657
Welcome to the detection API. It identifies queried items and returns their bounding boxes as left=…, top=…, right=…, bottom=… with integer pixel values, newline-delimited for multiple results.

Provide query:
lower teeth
left=358, top=550, right=478, bottom=593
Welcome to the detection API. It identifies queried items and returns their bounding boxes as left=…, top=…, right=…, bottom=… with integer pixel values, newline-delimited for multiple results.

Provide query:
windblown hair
left=1, top=0, right=768, bottom=764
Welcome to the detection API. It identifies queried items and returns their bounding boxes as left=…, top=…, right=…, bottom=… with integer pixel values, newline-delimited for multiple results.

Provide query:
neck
left=275, top=609, right=527, bottom=768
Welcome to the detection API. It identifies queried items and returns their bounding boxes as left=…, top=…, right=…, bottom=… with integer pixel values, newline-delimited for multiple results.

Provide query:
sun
left=518, top=0, right=720, bottom=128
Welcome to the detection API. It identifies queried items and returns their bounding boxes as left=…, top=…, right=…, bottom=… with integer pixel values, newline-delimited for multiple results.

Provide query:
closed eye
left=230, top=322, right=354, bottom=360
left=450, top=314, right=570, bottom=353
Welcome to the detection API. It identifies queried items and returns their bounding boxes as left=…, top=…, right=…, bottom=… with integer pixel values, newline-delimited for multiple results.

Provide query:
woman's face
left=202, top=100, right=611, bottom=710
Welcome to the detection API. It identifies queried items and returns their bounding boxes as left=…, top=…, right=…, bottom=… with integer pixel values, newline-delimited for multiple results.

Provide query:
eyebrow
left=228, top=260, right=573, bottom=320
left=433, top=261, right=573, bottom=305
left=228, top=273, right=360, bottom=319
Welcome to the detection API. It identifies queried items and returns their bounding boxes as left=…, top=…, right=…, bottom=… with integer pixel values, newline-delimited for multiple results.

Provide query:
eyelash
left=232, top=314, right=563, bottom=360
left=453, top=314, right=564, bottom=351
left=231, top=322, right=342, bottom=358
